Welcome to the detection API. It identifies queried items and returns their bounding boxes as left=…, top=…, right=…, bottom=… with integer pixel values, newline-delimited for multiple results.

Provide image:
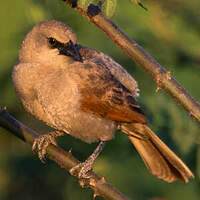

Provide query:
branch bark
left=0, top=109, right=130, bottom=200
left=62, top=0, right=200, bottom=124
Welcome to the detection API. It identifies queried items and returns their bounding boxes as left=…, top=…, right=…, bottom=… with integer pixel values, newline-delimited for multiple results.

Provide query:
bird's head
left=19, top=20, right=82, bottom=66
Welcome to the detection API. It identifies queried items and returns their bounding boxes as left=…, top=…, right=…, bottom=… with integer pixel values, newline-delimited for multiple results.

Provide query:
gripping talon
left=70, top=161, right=93, bottom=179
left=70, top=141, right=107, bottom=178
left=32, top=133, right=57, bottom=162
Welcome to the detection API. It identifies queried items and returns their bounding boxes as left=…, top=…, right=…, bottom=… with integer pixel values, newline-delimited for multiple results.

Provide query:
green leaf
left=77, top=0, right=94, bottom=8
left=102, top=0, right=117, bottom=18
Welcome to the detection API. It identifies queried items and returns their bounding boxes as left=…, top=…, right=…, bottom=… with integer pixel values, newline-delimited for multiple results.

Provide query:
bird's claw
left=70, top=160, right=93, bottom=179
left=32, top=134, right=57, bottom=162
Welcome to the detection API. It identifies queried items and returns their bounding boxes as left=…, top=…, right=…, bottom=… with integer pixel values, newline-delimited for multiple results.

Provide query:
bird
left=12, top=20, right=194, bottom=182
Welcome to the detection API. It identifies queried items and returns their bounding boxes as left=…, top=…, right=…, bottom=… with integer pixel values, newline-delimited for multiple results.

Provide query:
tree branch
left=62, top=0, right=200, bottom=124
left=0, top=109, right=130, bottom=200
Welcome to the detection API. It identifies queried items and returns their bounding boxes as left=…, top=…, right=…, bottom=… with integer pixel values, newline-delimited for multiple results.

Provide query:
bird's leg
left=70, top=141, right=108, bottom=178
left=32, top=131, right=64, bottom=162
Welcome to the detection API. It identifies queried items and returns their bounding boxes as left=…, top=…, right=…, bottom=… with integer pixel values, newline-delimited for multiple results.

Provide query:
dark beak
left=59, top=40, right=83, bottom=62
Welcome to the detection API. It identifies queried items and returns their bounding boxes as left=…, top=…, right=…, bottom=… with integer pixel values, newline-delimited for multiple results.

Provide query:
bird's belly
left=32, top=72, right=116, bottom=143
left=49, top=106, right=116, bottom=143
left=37, top=87, right=116, bottom=143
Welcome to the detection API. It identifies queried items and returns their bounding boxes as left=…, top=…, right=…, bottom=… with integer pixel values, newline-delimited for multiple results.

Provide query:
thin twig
left=0, top=109, right=130, bottom=200
left=62, top=0, right=200, bottom=124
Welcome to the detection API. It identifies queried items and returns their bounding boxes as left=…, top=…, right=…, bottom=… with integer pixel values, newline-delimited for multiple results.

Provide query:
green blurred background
left=0, top=0, right=200, bottom=199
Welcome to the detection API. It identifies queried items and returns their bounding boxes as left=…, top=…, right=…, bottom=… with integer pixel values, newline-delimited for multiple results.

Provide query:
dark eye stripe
left=48, top=37, right=65, bottom=49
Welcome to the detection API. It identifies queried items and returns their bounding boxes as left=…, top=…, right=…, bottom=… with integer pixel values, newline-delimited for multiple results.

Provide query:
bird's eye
left=48, top=37, right=57, bottom=47
left=48, top=37, right=64, bottom=50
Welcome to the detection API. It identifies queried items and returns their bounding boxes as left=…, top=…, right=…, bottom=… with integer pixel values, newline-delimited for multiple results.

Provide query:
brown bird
left=12, top=20, right=194, bottom=182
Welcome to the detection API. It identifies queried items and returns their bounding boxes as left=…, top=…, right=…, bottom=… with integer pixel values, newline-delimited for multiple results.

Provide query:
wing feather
left=76, top=61, right=147, bottom=124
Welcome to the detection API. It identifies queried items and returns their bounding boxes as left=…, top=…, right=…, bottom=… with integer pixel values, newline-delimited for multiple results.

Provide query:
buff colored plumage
left=12, top=20, right=194, bottom=182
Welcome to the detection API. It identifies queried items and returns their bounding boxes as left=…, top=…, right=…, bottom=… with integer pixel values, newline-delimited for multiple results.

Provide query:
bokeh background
left=0, top=0, right=200, bottom=199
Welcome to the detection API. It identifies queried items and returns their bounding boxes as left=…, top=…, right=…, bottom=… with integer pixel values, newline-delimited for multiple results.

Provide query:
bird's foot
left=70, top=158, right=94, bottom=179
left=70, top=141, right=107, bottom=178
left=32, top=132, right=57, bottom=162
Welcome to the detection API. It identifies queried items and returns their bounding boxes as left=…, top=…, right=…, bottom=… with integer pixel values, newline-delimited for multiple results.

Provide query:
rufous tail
left=121, top=123, right=194, bottom=183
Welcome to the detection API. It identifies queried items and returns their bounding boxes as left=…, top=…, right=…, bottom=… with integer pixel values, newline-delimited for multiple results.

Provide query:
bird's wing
left=75, top=61, right=147, bottom=124
left=78, top=45, right=139, bottom=96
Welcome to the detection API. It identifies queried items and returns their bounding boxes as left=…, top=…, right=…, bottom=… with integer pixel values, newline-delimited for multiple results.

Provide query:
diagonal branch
left=0, top=109, right=130, bottom=200
left=62, top=0, right=200, bottom=124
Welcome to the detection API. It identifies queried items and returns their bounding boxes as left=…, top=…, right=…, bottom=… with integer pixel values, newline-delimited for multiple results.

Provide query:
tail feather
left=121, top=123, right=194, bottom=183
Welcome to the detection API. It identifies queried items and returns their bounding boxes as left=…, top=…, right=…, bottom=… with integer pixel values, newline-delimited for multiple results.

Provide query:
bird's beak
left=59, top=40, right=83, bottom=62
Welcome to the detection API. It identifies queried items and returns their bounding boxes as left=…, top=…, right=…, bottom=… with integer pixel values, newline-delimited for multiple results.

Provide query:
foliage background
left=0, top=0, right=200, bottom=199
